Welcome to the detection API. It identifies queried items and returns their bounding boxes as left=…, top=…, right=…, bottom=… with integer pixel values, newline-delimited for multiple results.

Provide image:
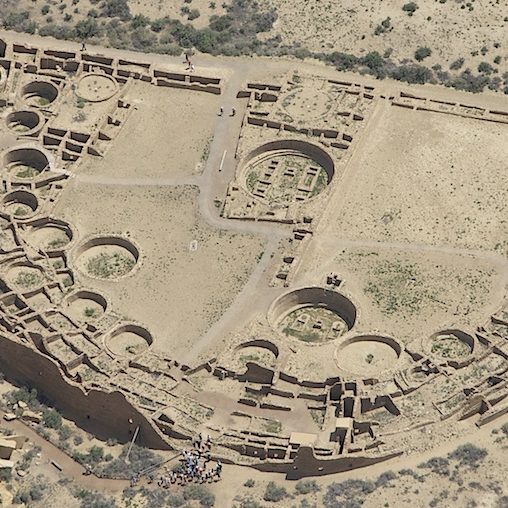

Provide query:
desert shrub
left=494, top=55, right=502, bottom=64
left=362, top=51, right=384, bottom=71
left=263, top=481, right=287, bottom=502
left=402, top=2, right=419, bottom=15
left=446, top=69, right=490, bottom=93
left=501, top=423, right=508, bottom=436
left=415, top=47, right=432, bottom=61
left=0, top=468, right=12, bottom=481
left=448, top=443, right=487, bottom=469
left=418, top=457, right=450, bottom=476
left=100, top=444, right=161, bottom=478
left=131, top=14, right=149, bottom=28
left=7, top=387, right=39, bottom=408
left=3, top=11, right=31, bottom=31
left=74, top=489, right=117, bottom=508
left=478, top=61, right=494, bottom=74
left=188, top=9, right=201, bottom=20
left=374, top=17, right=392, bottom=35
left=244, top=479, right=255, bottom=487
left=153, top=43, right=182, bottom=55
left=43, top=408, right=62, bottom=429
left=295, top=479, right=320, bottom=495
left=75, top=18, right=100, bottom=38
left=183, top=485, right=215, bottom=507
left=326, top=51, right=359, bottom=71
left=150, top=18, right=168, bottom=32
left=324, top=479, right=376, bottom=508
left=74, top=445, right=104, bottom=466
left=101, top=0, right=131, bottom=20
left=39, top=24, right=76, bottom=39
left=58, top=424, right=72, bottom=441
left=130, top=27, right=157, bottom=50
left=389, top=64, right=433, bottom=84
left=375, top=471, right=397, bottom=488
left=450, top=57, right=465, bottom=70
left=496, top=496, right=508, bottom=508
left=234, top=496, right=263, bottom=508
left=42, top=4, right=50, bottom=14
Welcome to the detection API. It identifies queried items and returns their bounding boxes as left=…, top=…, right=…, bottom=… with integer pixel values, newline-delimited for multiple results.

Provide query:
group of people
left=128, top=434, right=222, bottom=489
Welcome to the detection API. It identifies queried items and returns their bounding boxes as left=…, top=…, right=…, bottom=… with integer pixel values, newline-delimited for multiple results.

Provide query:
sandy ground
left=53, top=184, right=264, bottom=356
left=267, top=0, right=508, bottom=74
left=77, top=81, right=220, bottom=180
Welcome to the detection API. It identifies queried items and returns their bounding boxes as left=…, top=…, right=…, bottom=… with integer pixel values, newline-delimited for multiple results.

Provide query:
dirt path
left=0, top=411, right=129, bottom=492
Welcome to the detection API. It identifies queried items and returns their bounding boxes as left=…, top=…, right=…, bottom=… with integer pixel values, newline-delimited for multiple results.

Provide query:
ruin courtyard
left=0, top=27, right=508, bottom=505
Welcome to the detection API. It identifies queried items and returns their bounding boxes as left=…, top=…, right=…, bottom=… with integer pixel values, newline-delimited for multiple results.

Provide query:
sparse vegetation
left=263, top=481, right=287, bottom=502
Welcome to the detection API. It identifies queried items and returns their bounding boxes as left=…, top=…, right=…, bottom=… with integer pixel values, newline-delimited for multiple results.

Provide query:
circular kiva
left=2, top=190, right=39, bottom=220
left=5, top=263, right=45, bottom=292
left=65, top=290, right=107, bottom=323
left=428, top=329, right=474, bottom=363
left=335, top=335, right=402, bottom=377
left=268, top=287, right=356, bottom=344
left=74, top=236, right=139, bottom=280
left=25, top=219, right=73, bottom=251
left=241, top=140, right=335, bottom=207
left=5, top=110, right=43, bottom=135
left=282, top=87, right=333, bottom=122
left=21, top=80, right=59, bottom=108
left=76, top=73, right=119, bottom=102
left=3, top=147, right=50, bottom=180
left=105, top=324, right=153, bottom=357
left=233, top=339, right=279, bottom=368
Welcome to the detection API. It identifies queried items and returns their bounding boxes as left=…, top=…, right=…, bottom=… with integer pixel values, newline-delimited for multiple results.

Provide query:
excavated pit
left=335, top=335, right=402, bottom=377
left=269, top=287, right=356, bottom=343
left=6, top=110, right=43, bottom=134
left=105, top=324, right=153, bottom=357
left=22, top=80, right=59, bottom=107
left=75, top=236, right=139, bottom=280
left=2, top=190, right=39, bottom=219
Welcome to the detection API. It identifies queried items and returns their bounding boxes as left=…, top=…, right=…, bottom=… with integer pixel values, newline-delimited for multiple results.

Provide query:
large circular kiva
left=105, top=324, right=153, bottom=357
left=269, top=287, right=356, bottom=343
left=6, top=110, right=42, bottom=134
left=21, top=80, right=59, bottom=107
left=3, top=147, right=49, bottom=179
left=25, top=220, right=73, bottom=251
left=2, top=190, right=39, bottom=219
left=75, top=236, right=139, bottom=279
left=76, top=73, right=119, bottom=102
left=65, top=290, right=107, bottom=323
left=336, top=335, right=402, bottom=377
left=242, top=140, right=334, bottom=206
left=429, top=330, right=474, bottom=361
left=282, top=86, right=333, bottom=122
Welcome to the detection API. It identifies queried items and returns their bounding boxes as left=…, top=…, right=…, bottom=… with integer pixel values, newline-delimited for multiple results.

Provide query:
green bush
left=415, top=47, right=432, bottom=61
left=402, top=2, right=419, bottom=15
left=263, top=481, right=287, bottom=502
left=42, top=408, right=62, bottom=429
left=183, top=485, right=215, bottom=507
left=449, top=443, right=487, bottom=469
left=295, top=479, right=320, bottom=495
left=188, top=9, right=201, bottom=20
left=449, top=57, right=465, bottom=70
left=478, top=61, right=494, bottom=74
left=75, top=18, right=99, bottom=38
left=390, top=64, right=433, bottom=84
left=131, top=14, right=150, bottom=29
left=101, top=0, right=131, bottom=20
